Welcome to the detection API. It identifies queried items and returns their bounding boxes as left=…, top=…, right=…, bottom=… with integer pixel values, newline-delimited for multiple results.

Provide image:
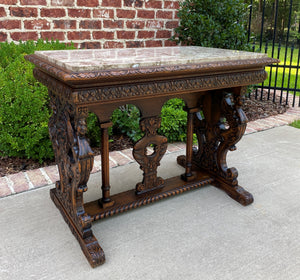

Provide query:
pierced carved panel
left=133, top=117, right=168, bottom=194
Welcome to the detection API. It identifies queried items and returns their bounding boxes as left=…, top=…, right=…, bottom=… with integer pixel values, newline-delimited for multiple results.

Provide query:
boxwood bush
left=0, top=40, right=75, bottom=161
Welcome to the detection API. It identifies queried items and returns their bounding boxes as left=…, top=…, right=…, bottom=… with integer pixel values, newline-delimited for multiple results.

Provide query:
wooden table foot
left=177, top=155, right=253, bottom=206
left=50, top=188, right=106, bottom=267
left=213, top=181, right=254, bottom=206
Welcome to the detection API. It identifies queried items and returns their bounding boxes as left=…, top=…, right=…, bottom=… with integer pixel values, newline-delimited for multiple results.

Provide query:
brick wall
left=0, top=0, right=180, bottom=48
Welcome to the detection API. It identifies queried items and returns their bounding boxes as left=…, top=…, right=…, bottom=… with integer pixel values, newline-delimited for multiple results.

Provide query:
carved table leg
left=181, top=108, right=198, bottom=182
left=99, top=122, right=115, bottom=208
left=133, top=116, right=168, bottom=194
left=48, top=91, right=105, bottom=267
left=178, top=87, right=253, bottom=206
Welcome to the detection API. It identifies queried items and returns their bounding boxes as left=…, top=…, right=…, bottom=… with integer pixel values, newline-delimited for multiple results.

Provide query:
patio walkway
left=0, top=125, right=300, bottom=280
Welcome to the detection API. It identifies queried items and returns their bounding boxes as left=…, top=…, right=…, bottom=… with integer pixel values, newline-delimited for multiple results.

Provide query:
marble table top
left=34, top=46, right=269, bottom=72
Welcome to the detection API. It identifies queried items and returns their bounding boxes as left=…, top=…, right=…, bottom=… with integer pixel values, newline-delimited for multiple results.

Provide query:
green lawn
left=290, top=120, right=300, bottom=129
left=254, top=44, right=299, bottom=93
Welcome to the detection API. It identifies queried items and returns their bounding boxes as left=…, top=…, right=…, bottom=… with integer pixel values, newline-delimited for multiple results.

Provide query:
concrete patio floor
left=1, top=125, right=300, bottom=280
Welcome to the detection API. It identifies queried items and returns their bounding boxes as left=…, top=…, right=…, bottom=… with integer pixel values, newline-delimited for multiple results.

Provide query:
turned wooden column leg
left=181, top=108, right=198, bottom=182
left=99, top=122, right=114, bottom=208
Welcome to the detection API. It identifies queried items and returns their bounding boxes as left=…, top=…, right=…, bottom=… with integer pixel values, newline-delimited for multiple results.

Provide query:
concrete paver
left=0, top=126, right=300, bottom=280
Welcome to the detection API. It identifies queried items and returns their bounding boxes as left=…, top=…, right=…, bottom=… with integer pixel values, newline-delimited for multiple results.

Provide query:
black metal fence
left=247, top=0, right=300, bottom=107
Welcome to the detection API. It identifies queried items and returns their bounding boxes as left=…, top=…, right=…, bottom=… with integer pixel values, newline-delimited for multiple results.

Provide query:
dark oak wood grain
left=25, top=48, right=277, bottom=268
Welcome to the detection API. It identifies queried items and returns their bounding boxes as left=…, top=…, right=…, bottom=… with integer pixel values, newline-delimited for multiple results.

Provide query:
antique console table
left=25, top=46, right=277, bottom=268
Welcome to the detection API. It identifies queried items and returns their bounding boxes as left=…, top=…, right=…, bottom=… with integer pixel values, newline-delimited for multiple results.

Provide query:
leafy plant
left=111, top=105, right=143, bottom=142
left=172, top=0, right=250, bottom=50
left=159, top=99, right=187, bottom=142
left=0, top=39, right=74, bottom=161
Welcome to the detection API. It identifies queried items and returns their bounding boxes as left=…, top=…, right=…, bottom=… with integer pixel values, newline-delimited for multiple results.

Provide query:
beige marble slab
left=34, top=46, right=268, bottom=72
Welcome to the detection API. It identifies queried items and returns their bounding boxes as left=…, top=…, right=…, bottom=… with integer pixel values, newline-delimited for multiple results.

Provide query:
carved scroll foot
left=214, top=182, right=254, bottom=206
left=50, top=188, right=105, bottom=267
left=177, top=155, right=253, bottom=206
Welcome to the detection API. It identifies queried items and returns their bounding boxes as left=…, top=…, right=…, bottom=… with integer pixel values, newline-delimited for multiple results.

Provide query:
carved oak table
left=25, top=46, right=277, bottom=268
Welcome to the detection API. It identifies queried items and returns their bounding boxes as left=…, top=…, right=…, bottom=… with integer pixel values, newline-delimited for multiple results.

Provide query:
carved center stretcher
left=25, top=46, right=277, bottom=268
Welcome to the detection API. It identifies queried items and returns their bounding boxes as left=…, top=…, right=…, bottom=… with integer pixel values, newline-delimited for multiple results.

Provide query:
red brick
left=102, top=0, right=121, bottom=7
left=10, top=7, right=37, bottom=17
left=126, top=20, right=145, bottom=29
left=166, top=143, right=181, bottom=153
left=43, top=166, right=59, bottom=183
left=126, top=41, right=144, bottom=48
left=103, top=20, right=123, bottom=29
left=117, top=30, right=135, bottom=39
left=41, top=31, right=65, bottom=40
left=51, top=0, right=74, bottom=6
left=20, top=0, right=47, bottom=5
left=0, top=177, right=11, bottom=197
left=68, top=8, right=91, bottom=18
left=79, top=20, right=101, bottom=29
left=11, top=32, right=38, bottom=41
left=109, top=151, right=131, bottom=166
left=146, top=20, right=164, bottom=29
left=93, top=31, right=114, bottom=39
left=166, top=20, right=179, bottom=29
left=77, top=0, right=98, bottom=7
left=120, top=148, right=134, bottom=161
left=24, top=19, right=50, bottom=30
left=41, top=8, right=66, bottom=17
left=145, top=0, right=162, bottom=8
left=165, top=40, right=177, bottom=46
left=53, top=19, right=76, bottom=29
left=26, top=169, right=48, bottom=188
left=173, top=142, right=186, bottom=149
left=124, top=0, right=142, bottom=7
left=103, top=41, right=124, bottom=49
left=116, top=9, right=136, bottom=19
left=145, top=40, right=163, bottom=47
left=67, top=31, right=90, bottom=40
left=156, top=10, right=173, bottom=19
left=156, top=30, right=172, bottom=38
left=93, top=9, right=114, bottom=18
left=0, top=32, right=7, bottom=42
left=0, top=20, right=21, bottom=29
left=137, top=30, right=154, bottom=39
left=137, top=10, right=155, bottom=19
left=0, top=0, right=17, bottom=3
left=0, top=7, right=6, bottom=17
left=80, top=41, right=101, bottom=49
left=164, top=1, right=180, bottom=9
left=8, top=173, right=29, bottom=193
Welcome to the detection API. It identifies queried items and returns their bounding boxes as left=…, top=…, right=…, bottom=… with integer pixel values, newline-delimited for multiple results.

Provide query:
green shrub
left=88, top=99, right=188, bottom=145
left=172, top=0, right=250, bottom=50
left=0, top=39, right=74, bottom=161
left=159, top=99, right=187, bottom=142
left=111, top=105, right=143, bottom=142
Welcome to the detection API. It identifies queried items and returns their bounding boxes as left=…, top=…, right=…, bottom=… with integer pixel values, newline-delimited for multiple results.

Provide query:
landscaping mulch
left=0, top=91, right=288, bottom=177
